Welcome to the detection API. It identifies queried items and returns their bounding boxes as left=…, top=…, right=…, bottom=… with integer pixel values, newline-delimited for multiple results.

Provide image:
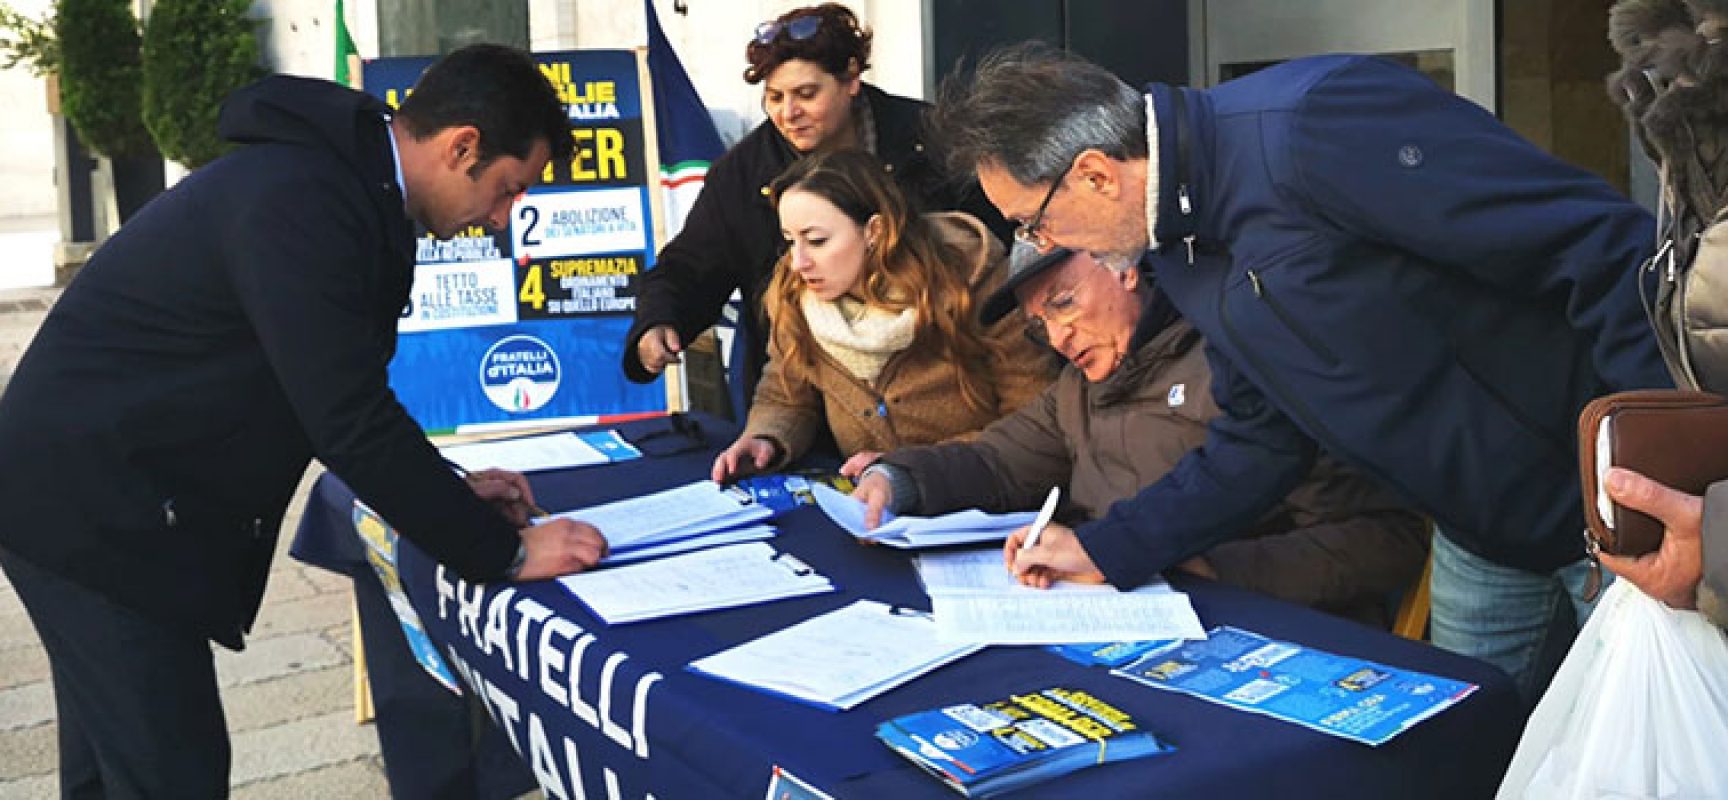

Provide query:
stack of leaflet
left=557, top=541, right=834, bottom=624
left=876, top=686, right=1174, bottom=797
left=547, top=480, right=776, bottom=564
left=915, top=548, right=1206, bottom=645
left=811, top=484, right=1037, bottom=548
left=687, top=600, right=983, bottom=710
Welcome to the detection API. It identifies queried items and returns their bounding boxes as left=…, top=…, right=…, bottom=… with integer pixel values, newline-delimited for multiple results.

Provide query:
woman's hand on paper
left=852, top=470, right=893, bottom=529
left=1003, top=522, right=1106, bottom=589
left=711, top=436, right=777, bottom=483
left=1599, top=466, right=1704, bottom=609
left=839, top=451, right=882, bottom=479
left=466, top=467, right=539, bottom=527
left=515, top=519, right=608, bottom=581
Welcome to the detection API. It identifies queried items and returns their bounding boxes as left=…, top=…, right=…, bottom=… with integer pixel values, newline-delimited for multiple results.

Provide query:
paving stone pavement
left=0, top=286, right=394, bottom=798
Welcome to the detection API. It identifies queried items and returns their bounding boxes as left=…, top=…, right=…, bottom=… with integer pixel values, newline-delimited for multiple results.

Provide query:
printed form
left=688, top=600, right=983, bottom=710
left=916, top=548, right=1203, bottom=645
left=558, top=541, right=831, bottom=624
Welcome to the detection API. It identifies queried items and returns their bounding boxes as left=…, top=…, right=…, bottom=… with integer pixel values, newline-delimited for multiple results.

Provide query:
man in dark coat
left=932, top=44, right=1670, bottom=704
left=0, top=45, right=607, bottom=796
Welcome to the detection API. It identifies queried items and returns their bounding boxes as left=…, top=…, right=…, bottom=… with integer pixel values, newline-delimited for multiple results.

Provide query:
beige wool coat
left=742, top=212, right=1053, bottom=466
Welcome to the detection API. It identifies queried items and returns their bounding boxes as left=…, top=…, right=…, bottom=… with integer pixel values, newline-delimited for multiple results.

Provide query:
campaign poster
left=365, top=50, right=665, bottom=434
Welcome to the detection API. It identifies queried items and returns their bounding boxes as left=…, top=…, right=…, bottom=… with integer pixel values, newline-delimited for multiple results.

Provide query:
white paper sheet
left=557, top=542, right=832, bottom=624
left=916, top=547, right=1172, bottom=595
left=688, top=600, right=983, bottom=710
left=440, top=432, right=612, bottom=473
left=931, top=591, right=1205, bottom=645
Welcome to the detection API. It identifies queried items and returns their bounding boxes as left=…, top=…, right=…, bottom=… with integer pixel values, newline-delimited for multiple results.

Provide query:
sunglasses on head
left=754, top=15, right=822, bottom=45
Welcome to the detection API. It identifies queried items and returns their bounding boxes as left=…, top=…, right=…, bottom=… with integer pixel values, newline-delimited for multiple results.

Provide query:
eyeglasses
left=754, top=15, right=822, bottom=45
left=626, top=413, right=707, bottom=457
left=1023, top=282, right=1086, bottom=347
left=1014, top=156, right=1076, bottom=250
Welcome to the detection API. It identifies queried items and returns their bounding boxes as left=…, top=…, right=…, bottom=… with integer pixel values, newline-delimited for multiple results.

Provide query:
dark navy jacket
left=1081, top=56, right=1671, bottom=587
left=0, top=76, right=520, bottom=648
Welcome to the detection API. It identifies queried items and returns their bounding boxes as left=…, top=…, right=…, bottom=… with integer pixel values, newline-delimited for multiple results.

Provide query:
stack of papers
left=440, top=430, right=639, bottom=473
left=550, top=480, right=775, bottom=561
left=597, top=524, right=776, bottom=566
left=915, top=549, right=1206, bottom=645
left=688, top=600, right=983, bottom=710
left=557, top=542, right=834, bottom=624
left=811, top=484, right=1037, bottom=548
left=876, top=686, right=1174, bottom=797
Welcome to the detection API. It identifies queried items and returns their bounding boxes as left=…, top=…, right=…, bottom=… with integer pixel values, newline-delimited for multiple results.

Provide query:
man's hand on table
left=514, top=519, right=608, bottom=581
left=465, top=467, right=541, bottom=526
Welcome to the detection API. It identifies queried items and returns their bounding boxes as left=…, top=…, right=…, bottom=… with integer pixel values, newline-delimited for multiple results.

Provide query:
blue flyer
left=1047, top=640, right=1177, bottom=668
left=1113, top=626, right=1476, bottom=746
left=732, top=472, right=855, bottom=516
left=353, top=502, right=461, bottom=694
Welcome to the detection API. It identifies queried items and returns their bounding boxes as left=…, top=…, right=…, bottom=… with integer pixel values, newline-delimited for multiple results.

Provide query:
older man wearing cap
left=853, top=246, right=1429, bottom=625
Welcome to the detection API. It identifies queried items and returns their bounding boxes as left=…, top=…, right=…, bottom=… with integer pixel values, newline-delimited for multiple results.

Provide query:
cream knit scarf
left=800, top=292, right=917, bottom=383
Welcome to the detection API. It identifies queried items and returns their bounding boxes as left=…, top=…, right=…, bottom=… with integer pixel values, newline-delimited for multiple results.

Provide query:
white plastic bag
left=1498, top=579, right=1728, bottom=799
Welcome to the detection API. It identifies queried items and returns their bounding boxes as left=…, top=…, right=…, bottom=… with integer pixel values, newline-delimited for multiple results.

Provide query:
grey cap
left=979, top=243, right=1075, bottom=325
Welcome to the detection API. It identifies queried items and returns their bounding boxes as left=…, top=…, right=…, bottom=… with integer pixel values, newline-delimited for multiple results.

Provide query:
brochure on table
left=1113, top=625, right=1478, bottom=746
left=876, top=686, right=1174, bottom=798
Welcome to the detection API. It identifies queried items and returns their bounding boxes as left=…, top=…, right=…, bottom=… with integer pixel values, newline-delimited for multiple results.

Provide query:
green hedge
left=141, top=0, right=261, bottom=168
left=56, top=0, right=154, bottom=159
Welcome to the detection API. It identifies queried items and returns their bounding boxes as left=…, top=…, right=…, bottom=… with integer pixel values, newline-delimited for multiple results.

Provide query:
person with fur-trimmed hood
left=1596, top=0, right=1728, bottom=630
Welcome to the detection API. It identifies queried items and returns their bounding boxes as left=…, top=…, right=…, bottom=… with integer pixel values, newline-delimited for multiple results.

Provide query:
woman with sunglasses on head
left=624, top=3, right=1009, bottom=411
left=711, top=149, right=1049, bottom=483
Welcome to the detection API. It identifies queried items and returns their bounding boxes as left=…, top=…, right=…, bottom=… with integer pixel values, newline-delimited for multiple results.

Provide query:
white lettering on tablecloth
left=435, top=567, right=664, bottom=797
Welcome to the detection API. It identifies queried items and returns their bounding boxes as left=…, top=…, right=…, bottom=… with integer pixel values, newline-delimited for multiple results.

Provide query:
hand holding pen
left=445, top=459, right=606, bottom=580
left=1005, top=486, right=1108, bottom=589
left=446, top=460, right=549, bottom=526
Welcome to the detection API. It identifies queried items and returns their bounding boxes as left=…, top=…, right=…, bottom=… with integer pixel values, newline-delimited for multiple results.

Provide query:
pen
left=445, top=457, right=550, bottom=519
left=1020, top=486, right=1061, bottom=551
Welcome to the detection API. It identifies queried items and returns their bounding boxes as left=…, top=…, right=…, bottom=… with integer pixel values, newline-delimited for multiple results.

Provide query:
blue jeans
left=1428, top=530, right=1607, bottom=705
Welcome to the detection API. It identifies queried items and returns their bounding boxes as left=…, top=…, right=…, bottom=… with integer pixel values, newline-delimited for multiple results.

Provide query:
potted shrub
left=57, top=0, right=162, bottom=222
left=141, top=0, right=262, bottom=169
left=0, top=3, right=57, bottom=83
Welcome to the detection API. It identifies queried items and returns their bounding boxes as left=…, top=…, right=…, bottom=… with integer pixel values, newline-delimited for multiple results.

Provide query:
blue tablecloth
left=293, top=414, right=1520, bottom=799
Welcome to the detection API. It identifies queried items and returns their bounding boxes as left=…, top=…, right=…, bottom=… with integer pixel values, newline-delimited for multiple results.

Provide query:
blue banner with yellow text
left=365, top=51, right=664, bottom=433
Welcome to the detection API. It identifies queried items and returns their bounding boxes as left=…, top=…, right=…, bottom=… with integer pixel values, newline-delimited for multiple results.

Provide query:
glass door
left=1188, top=0, right=1494, bottom=110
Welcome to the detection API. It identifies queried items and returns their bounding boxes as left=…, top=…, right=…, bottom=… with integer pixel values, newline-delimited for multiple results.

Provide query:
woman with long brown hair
left=624, top=3, right=1008, bottom=409
left=711, top=149, right=1049, bottom=482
